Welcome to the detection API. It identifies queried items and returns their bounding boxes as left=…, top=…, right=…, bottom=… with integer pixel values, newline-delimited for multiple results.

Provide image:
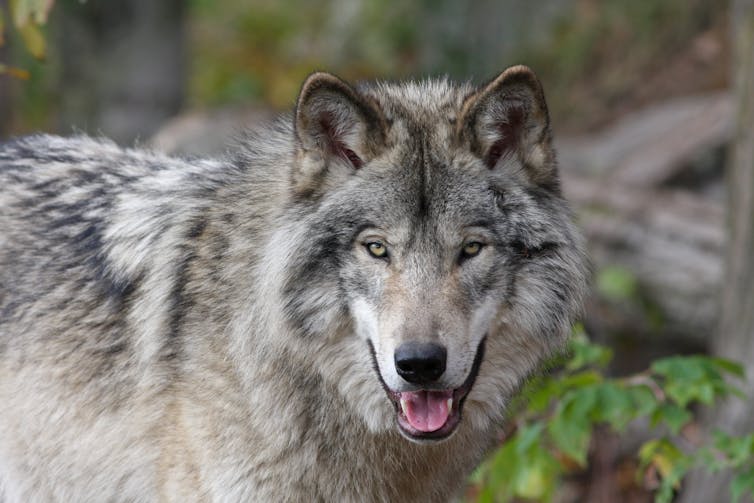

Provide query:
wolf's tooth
left=400, top=398, right=408, bottom=416
left=447, top=398, right=453, bottom=413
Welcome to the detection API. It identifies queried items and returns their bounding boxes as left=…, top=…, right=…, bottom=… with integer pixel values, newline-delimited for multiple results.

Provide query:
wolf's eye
left=366, top=241, right=388, bottom=259
left=461, top=242, right=484, bottom=258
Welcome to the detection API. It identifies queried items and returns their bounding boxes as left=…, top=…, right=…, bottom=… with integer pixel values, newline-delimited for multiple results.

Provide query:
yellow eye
left=462, top=242, right=483, bottom=257
left=367, top=242, right=388, bottom=258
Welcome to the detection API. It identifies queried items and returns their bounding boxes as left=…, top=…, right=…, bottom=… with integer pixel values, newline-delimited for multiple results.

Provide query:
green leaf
left=559, top=370, right=603, bottom=390
left=475, top=487, right=495, bottom=503
left=516, top=423, right=545, bottom=454
left=524, top=377, right=560, bottom=415
left=627, top=384, right=659, bottom=418
left=652, top=356, right=707, bottom=382
left=651, top=404, right=691, bottom=435
left=710, top=357, right=746, bottom=379
left=663, top=380, right=700, bottom=408
left=593, top=382, right=635, bottom=430
left=484, top=423, right=560, bottom=501
left=696, top=382, right=715, bottom=405
left=651, top=355, right=741, bottom=408
left=731, top=465, right=754, bottom=503
left=548, top=388, right=596, bottom=466
left=654, top=483, right=675, bottom=503
left=566, top=336, right=613, bottom=371
left=486, top=442, right=516, bottom=497
left=712, top=430, right=754, bottom=466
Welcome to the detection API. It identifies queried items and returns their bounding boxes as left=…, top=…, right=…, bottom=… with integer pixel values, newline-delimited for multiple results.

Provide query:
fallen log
left=562, top=174, right=724, bottom=346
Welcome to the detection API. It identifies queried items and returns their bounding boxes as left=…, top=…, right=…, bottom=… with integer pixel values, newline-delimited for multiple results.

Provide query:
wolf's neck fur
left=175, top=324, right=495, bottom=501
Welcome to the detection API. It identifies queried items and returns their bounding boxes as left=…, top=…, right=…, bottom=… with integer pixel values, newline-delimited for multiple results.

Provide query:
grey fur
left=0, top=66, right=588, bottom=502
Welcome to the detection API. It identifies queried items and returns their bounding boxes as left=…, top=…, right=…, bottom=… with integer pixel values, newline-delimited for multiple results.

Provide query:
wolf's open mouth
left=367, top=338, right=486, bottom=442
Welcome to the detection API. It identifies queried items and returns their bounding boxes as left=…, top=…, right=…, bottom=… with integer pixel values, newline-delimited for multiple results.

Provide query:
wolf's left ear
left=459, top=65, right=557, bottom=188
left=294, top=72, right=387, bottom=193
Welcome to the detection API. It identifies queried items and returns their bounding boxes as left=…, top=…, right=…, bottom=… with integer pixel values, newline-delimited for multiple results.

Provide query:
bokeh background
left=2, top=0, right=728, bottom=142
left=2, top=0, right=752, bottom=501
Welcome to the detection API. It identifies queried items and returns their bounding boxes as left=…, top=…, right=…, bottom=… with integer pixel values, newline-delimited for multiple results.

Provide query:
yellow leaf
left=652, top=453, right=682, bottom=489
left=10, top=0, right=53, bottom=27
left=19, top=22, right=45, bottom=59
left=652, top=453, right=674, bottom=479
left=515, top=465, right=547, bottom=499
left=9, top=0, right=23, bottom=27
left=33, top=0, right=54, bottom=24
left=0, top=63, right=31, bottom=80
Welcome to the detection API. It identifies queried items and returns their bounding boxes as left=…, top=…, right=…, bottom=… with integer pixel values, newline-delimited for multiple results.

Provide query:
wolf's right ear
left=458, top=65, right=557, bottom=189
left=293, top=72, right=387, bottom=193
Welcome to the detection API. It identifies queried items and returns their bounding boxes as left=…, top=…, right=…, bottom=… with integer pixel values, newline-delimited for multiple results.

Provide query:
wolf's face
left=282, top=67, right=587, bottom=443
left=342, top=161, right=504, bottom=441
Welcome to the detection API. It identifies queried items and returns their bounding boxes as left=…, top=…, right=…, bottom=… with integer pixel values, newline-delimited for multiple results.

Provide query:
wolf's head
left=275, top=66, right=587, bottom=443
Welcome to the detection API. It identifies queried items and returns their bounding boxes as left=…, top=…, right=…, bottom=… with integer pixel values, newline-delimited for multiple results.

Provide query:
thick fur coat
left=0, top=66, right=588, bottom=502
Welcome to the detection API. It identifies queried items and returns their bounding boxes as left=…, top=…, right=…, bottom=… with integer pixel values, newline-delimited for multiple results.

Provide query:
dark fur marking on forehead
left=417, top=135, right=429, bottom=222
left=357, top=78, right=474, bottom=130
left=490, top=187, right=506, bottom=210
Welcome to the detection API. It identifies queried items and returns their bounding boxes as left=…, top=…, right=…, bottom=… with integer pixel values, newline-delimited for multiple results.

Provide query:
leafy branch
left=470, top=326, right=752, bottom=502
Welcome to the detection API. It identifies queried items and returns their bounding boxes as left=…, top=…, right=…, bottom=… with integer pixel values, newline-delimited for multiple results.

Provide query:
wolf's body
left=0, top=67, right=587, bottom=502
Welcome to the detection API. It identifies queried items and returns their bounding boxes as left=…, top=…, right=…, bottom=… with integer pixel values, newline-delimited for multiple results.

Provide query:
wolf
left=0, top=65, right=587, bottom=502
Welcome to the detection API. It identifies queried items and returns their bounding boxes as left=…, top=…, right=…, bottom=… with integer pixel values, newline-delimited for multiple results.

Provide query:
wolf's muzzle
left=367, top=337, right=487, bottom=442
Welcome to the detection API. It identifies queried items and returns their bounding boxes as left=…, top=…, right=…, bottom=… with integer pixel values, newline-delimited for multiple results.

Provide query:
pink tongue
left=401, top=390, right=452, bottom=432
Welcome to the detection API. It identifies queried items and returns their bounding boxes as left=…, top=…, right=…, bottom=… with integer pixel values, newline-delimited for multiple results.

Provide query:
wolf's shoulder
left=1, top=134, right=138, bottom=176
left=0, top=133, right=123, bottom=159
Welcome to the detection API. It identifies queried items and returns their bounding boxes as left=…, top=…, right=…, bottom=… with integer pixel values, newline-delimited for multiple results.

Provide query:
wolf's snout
left=394, top=342, right=447, bottom=384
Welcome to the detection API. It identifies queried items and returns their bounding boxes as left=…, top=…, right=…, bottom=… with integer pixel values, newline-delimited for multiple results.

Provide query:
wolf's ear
left=294, top=72, right=387, bottom=192
left=459, top=65, right=557, bottom=188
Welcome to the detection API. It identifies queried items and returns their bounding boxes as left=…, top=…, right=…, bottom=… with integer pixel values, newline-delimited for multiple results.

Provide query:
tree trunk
left=680, top=0, right=754, bottom=501
left=55, top=0, right=186, bottom=144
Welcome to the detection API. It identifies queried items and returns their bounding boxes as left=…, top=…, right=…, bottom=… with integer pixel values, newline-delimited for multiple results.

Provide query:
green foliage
left=511, top=0, right=723, bottom=130
left=469, top=328, right=750, bottom=502
left=596, top=266, right=638, bottom=302
left=187, top=0, right=421, bottom=108
left=0, top=0, right=54, bottom=77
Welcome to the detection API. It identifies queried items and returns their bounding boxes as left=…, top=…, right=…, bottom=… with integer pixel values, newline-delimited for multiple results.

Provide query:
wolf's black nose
left=394, top=342, right=447, bottom=384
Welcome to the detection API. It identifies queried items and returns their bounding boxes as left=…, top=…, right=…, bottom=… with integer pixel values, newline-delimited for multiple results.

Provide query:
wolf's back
left=0, top=135, right=229, bottom=345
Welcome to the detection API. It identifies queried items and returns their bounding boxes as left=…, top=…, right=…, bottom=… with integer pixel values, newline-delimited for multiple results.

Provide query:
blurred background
left=1, top=0, right=729, bottom=141
left=1, top=0, right=751, bottom=501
